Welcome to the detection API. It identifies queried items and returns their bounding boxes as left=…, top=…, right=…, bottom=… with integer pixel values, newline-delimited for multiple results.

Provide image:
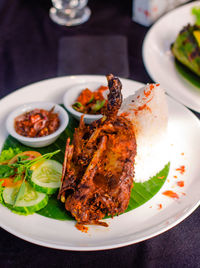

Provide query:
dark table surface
left=0, top=0, right=200, bottom=267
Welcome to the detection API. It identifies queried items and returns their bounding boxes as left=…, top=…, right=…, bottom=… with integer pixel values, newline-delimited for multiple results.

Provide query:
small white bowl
left=63, top=82, right=108, bottom=124
left=6, top=102, right=69, bottom=148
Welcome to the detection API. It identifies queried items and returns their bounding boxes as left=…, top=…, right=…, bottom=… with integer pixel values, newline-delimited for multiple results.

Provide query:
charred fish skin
left=106, top=74, right=122, bottom=117
left=58, top=74, right=137, bottom=226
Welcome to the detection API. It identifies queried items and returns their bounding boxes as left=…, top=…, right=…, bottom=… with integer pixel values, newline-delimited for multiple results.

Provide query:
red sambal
left=72, top=86, right=108, bottom=114
left=14, top=107, right=60, bottom=138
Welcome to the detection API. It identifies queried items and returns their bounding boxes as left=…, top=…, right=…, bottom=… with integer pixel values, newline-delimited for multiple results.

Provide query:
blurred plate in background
left=143, top=1, right=200, bottom=113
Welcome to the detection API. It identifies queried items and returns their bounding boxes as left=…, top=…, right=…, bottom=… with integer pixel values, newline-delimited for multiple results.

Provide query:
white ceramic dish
left=6, top=102, right=69, bottom=148
left=63, top=82, right=107, bottom=124
left=143, top=1, right=200, bottom=113
left=0, top=75, right=200, bottom=251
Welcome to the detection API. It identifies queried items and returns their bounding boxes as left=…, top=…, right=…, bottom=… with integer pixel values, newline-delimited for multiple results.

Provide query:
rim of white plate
left=0, top=75, right=199, bottom=251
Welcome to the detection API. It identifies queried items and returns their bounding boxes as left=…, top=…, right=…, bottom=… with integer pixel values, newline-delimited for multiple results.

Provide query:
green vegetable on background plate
left=171, top=24, right=200, bottom=77
left=171, top=6, right=200, bottom=78
left=192, top=6, right=200, bottom=26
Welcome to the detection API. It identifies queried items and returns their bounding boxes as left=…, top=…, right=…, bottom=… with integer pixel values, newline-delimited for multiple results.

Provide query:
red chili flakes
left=149, top=84, right=154, bottom=90
left=173, top=175, right=177, bottom=179
left=158, top=204, right=162, bottom=210
left=158, top=176, right=165, bottom=179
left=162, top=190, right=179, bottom=199
left=120, top=112, right=130, bottom=117
left=133, top=104, right=151, bottom=116
left=156, top=83, right=160, bottom=86
left=177, top=181, right=184, bottom=187
left=137, top=95, right=140, bottom=99
left=146, top=96, right=153, bottom=104
left=144, top=89, right=151, bottom=98
left=75, top=223, right=88, bottom=233
left=176, top=165, right=185, bottom=175
left=143, top=84, right=155, bottom=98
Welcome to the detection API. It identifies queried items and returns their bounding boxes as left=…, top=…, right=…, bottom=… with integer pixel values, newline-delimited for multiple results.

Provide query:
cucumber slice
left=30, top=160, right=62, bottom=194
left=3, top=183, right=48, bottom=215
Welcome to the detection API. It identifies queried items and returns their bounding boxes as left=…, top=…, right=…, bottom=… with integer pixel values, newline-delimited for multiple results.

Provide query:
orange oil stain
left=162, top=190, right=179, bottom=199
left=176, top=165, right=185, bottom=175
left=177, top=181, right=184, bottom=187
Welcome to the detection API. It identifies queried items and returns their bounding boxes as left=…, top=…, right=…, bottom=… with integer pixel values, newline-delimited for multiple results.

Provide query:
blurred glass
left=50, top=0, right=91, bottom=26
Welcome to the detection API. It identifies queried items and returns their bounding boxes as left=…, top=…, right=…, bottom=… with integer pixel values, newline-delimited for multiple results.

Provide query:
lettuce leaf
left=0, top=148, right=22, bottom=162
left=0, top=165, right=15, bottom=178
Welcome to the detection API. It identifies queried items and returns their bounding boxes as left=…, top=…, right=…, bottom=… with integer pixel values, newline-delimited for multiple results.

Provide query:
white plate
left=143, top=1, right=200, bottom=113
left=0, top=75, right=200, bottom=251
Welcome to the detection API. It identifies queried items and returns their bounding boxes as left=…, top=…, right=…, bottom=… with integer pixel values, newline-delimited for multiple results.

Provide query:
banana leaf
left=2, top=112, right=170, bottom=221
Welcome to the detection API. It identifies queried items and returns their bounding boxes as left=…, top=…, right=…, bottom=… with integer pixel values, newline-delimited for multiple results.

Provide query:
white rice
left=119, top=83, right=169, bottom=183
